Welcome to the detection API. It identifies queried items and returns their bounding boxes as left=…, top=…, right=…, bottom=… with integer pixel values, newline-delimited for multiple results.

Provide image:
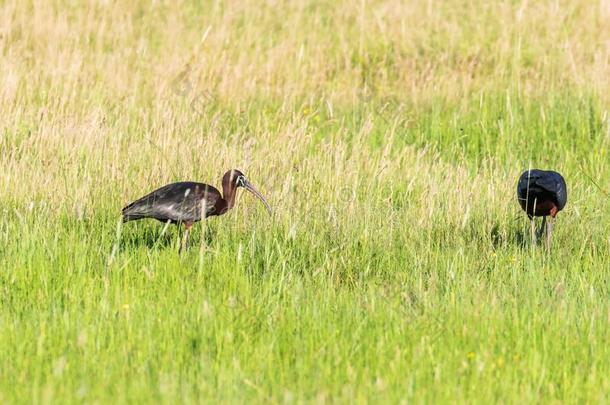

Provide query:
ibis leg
left=530, top=218, right=537, bottom=245
left=180, top=222, right=193, bottom=254
left=545, top=216, right=554, bottom=251
left=537, top=216, right=547, bottom=243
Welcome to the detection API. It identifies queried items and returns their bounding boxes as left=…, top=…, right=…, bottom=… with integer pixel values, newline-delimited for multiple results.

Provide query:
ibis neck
left=222, top=182, right=238, bottom=211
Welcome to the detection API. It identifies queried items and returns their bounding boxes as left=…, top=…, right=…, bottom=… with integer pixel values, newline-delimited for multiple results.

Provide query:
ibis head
left=223, top=169, right=272, bottom=216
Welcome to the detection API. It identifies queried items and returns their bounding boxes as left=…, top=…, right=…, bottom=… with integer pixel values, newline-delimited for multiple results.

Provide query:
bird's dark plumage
left=122, top=182, right=224, bottom=223
left=517, top=169, right=567, bottom=217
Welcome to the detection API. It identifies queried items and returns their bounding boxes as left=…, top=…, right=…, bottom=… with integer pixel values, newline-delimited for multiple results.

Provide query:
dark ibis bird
left=517, top=169, right=567, bottom=248
left=122, top=169, right=271, bottom=251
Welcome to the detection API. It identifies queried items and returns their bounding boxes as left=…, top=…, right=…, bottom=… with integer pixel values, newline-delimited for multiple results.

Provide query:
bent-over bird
left=517, top=169, right=567, bottom=249
left=122, top=169, right=272, bottom=251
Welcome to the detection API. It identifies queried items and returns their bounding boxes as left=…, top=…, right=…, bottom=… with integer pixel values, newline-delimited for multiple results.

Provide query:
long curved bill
left=243, top=180, right=272, bottom=216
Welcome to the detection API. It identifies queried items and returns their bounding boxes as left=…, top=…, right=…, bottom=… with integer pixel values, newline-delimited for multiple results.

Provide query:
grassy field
left=1, top=0, right=609, bottom=402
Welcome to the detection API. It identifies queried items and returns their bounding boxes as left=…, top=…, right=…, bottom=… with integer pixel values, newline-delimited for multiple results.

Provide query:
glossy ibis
left=122, top=169, right=272, bottom=251
left=517, top=169, right=567, bottom=249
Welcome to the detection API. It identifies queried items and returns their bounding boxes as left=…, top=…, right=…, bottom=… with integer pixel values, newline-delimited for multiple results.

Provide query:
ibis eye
left=237, top=176, right=246, bottom=186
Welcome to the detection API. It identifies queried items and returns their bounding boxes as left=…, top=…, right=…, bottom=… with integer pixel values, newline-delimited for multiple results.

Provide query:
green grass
left=1, top=0, right=609, bottom=402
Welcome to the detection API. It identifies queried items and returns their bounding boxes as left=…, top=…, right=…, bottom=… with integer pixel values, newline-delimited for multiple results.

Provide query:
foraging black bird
left=122, top=169, right=271, bottom=251
left=517, top=169, right=567, bottom=248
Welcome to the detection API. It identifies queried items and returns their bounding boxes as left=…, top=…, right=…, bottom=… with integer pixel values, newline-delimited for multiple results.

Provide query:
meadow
left=1, top=0, right=609, bottom=402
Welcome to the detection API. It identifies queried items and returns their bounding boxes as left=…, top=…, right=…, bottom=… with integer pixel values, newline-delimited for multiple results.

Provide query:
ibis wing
left=532, top=174, right=558, bottom=193
left=122, top=182, right=221, bottom=223
left=534, top=173, right=567, bottom=210
left=517, top=171, right=544, bottom=200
